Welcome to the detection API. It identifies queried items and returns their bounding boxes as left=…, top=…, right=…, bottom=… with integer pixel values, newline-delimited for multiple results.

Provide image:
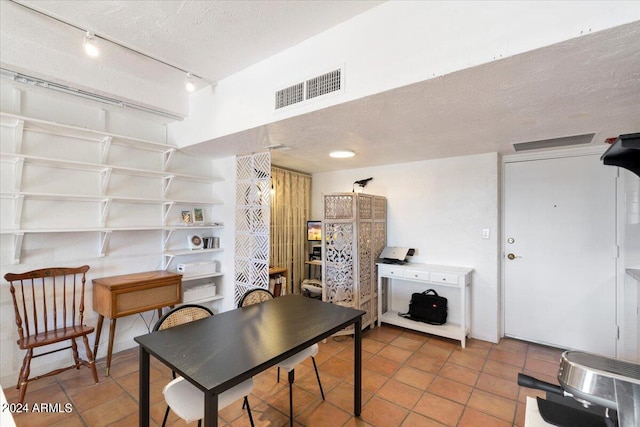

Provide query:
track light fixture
left=185, top=73, right=196, bottom=92
left=83, top=31, right=99, bottom=57
left=11, top=1, right=212, bottom=93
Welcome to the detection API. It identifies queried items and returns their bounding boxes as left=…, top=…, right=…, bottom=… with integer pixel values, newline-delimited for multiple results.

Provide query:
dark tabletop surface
left=135, top=295, right=364, bottom=393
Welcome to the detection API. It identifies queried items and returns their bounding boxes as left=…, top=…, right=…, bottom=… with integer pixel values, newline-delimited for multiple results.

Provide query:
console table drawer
left=379, top=265, right=404, bottom=278
left=115, top=282, right=180, bottom=316
left=430, top=272, right=460, bottom=285
left=403, top=269, right=430, bottom=281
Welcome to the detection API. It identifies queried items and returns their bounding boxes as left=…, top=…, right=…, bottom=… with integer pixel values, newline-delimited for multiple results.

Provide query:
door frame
left=500, top=144, right=625, bottom=356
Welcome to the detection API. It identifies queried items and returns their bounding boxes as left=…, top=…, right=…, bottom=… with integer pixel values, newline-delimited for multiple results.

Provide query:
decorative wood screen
left=234, top=152, right=271, bottom=306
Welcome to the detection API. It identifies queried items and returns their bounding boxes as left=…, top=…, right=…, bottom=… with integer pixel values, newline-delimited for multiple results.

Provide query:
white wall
left=170, top=1, right=640, bottom=148
left=311, top=153, right=500, bottom=342
left=0, top=79, right=236, bottom=387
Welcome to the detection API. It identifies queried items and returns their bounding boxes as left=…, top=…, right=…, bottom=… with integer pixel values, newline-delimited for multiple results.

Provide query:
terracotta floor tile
left=482, top=359, right=522, bottom=382
left=524, top=357, right=559, bottom=377
left=326, top=381, right=372, bottom=413
left=320, top=357, right=354, bottom=379
left=475, top=372, right=519, bottom=400
left=438, top=363, right=479, bottom=386
left=361, top=338, right=387, bottom=354
left=458, top=407, right=512, bottom=427
left=390, top=335, right=425, bottom=351
left=466, top=389, right=516, bottom=422
left=401, top=411, right=446, bottom=427
left=377, top=345, right=413, bottom=364
left=1, top=325, right=570, bottom=427
left=353, top=368, right=389, bottom=394
left=376, top=379, right=423, bottom=409
left=488, top=348, right=526, bottom=368
left=427, top=376, right=472, bottom=404
left=361, top=395, right=409, bottom=427
left=393, top=366, right=435, bottom=390
left=494, top=338, right=529, bottom=354
left=447, top=349, right=487, bottom=371
left=416, top=343, right=453, bottom=361
left=80, top=394, right=138, bottom=427
left=413, top=392, right=464, bottom=426
left=363, top=355, right=402, bottom=377
left=297, top=400, right=351, bottom=427
left=406, top=353, right=445, bottom=374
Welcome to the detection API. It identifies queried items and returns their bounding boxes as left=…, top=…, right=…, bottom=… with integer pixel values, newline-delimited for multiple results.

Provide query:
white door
left=503, top=154, right=617, bottom=357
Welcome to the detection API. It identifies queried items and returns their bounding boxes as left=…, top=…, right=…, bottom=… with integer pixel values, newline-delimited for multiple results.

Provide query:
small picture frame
left=193, top=207, right=204, bottom=223
left=181, top=210, right=192, bottom=224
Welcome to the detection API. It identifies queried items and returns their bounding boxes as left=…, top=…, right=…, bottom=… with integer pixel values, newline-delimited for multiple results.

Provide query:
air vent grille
left=513, top=133, right=595, bottom=152
left=275, top=82, right=304, bottom=109
left=274, top=68, right=343, bottom=110
left=306, top=69, right=341, bottom=100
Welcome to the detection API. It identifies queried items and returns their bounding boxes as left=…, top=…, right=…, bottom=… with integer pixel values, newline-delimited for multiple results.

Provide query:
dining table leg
left=139, top=346, right=150, bottom=427
left=354, top=317, right=362, bottom=416
left=203, top=390, right=219, bottom=427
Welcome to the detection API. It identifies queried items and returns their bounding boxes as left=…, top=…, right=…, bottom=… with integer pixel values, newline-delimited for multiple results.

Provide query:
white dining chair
left=239, top=288, right=324, bottom=426
left=154, top=304, right=255, bottom=427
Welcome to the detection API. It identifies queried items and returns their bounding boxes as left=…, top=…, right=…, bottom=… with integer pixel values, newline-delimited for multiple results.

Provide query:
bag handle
left=422, top=289, right=439, bottom=296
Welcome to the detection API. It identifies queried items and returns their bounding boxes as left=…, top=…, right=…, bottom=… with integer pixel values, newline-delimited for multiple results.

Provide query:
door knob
left=507, top=253, right=522, bottom=260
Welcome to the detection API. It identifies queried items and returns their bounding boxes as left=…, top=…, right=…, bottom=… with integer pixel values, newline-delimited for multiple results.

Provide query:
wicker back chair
left=4, top=265, right=99, bottom=403
left=153, top=304, right=254, bottom=427
left=238, top=288, right=274, bottom=308
left=238, top=287, right=324, bottom=426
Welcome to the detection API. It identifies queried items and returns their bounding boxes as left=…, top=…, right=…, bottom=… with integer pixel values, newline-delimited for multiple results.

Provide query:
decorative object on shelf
left=188, top=234, right=203, bottom=250
left=193, top=207, right=204, bottom=223
left=181, top=210, right=193, bottom=224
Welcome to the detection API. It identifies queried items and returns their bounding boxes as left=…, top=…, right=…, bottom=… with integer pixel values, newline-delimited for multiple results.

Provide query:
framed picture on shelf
left=181, top=210, right=192, bottom=224
left=193, top=207, right=204, bottom=223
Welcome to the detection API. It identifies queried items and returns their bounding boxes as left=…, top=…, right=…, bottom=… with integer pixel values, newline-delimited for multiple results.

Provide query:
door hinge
left=616, top=325, right=620, bottom=340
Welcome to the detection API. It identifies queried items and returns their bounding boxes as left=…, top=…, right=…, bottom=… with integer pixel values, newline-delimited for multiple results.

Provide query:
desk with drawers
left=377, top=263, right=472, bottom=347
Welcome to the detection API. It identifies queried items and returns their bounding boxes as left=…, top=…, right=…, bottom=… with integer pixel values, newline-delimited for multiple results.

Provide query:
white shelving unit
left=377, top=263, right=473, bottom=348
left=0, top=112, right=226, bottom=303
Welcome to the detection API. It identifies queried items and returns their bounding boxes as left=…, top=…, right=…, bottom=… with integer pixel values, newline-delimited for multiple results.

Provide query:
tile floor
left=3, top=325, right=563, bottom=427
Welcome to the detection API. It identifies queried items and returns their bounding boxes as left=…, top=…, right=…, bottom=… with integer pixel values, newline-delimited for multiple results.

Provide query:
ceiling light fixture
left=83, top=31, right=99, bottom=57
left=185, top=73, right=196, bottom=92
left=11, top=1, right=213, bottom=92
left=330, top=150, right=355, bottom=159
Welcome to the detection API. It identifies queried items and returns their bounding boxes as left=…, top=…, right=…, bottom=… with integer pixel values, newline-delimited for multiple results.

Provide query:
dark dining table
left=135, top=295, right=365, bottom=427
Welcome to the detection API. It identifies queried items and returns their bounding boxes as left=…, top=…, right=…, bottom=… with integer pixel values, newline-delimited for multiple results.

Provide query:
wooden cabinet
left=377, top=263, right=472, bottom=347
left=92, top=270, right=182, bottom=375
left=322, top=193, right=386, bottom=334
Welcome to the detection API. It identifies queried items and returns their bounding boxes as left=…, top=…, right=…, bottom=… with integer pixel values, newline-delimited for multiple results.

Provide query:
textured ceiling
left=183, top=21, right=640, bottom=173
left=4, top=1, right=640, bottom=174
left=16, top=0, right=383, bottom=83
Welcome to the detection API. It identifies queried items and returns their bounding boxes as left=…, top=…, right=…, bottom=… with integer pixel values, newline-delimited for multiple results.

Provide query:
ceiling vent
left=306, top=69, right=341, bottom=100
left=275, top=82, right=304, bottom=109
left=513, top=133, right=595, bottom=152
left=275, top=68, right=343, bottom=110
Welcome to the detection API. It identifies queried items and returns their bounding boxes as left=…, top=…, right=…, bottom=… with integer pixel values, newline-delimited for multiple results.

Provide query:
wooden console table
left=92, top=270, right=182, bottom=376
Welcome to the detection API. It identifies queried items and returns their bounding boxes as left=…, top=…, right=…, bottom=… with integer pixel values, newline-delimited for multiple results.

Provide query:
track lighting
left=83, top=31, right=99, bottom=57
left=185, top=73, right=196, bottom=92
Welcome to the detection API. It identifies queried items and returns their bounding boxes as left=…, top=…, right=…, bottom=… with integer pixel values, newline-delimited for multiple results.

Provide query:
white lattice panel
left=235, top=153, right=270, bottom=306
